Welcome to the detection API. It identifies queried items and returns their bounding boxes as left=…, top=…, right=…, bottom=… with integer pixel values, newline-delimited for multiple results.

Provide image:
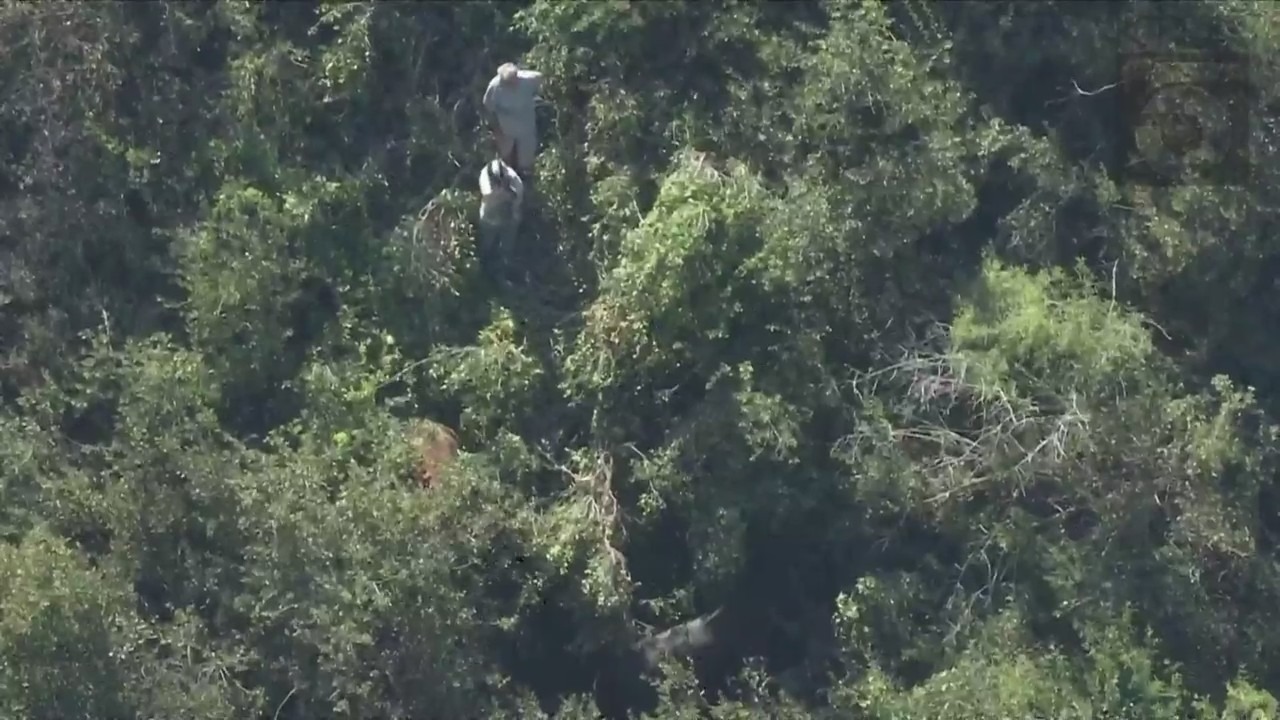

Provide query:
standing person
left=477, top=158, right=525, bottom=276
left=482, top=62, right=543, bottom=177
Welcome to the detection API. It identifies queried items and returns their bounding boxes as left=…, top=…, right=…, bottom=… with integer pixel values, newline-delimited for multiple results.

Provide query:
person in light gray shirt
left=482, top=62, right=544, bottom=176
left=477, top=158, right=524, bottom=272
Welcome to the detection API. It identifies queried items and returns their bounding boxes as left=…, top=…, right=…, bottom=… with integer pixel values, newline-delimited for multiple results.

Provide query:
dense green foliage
left=4, top=1, right=1280, bottom=717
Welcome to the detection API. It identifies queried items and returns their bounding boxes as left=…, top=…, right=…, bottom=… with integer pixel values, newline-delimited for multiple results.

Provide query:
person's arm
left=482, top=79, right=501, bottom=130
left=509, top=170, right=524, bottom=224
left=507, top=168, right=524, bottom=201
left=479, top=167, right=493, bottom=196
left=517, top=69, right=543, bottom=92
left=482, top=77, right=498, bottom=113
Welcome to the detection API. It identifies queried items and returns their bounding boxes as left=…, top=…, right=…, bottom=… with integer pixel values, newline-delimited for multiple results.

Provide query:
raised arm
left=482, top=77, right=499, bottom=114
left=482, top=79, right=503, bottom=133
left=507, top=167, right=525, bottom=200
left=481, top=75, right=501, bottom=114
left=517, top=69, right=543, bottom=92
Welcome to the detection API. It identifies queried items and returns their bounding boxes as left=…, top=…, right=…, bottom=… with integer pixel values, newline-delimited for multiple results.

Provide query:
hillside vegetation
left=4, top=1, right=1280, bottom=718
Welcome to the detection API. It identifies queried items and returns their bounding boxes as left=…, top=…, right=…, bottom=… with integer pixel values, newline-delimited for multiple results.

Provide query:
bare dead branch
left=539, top=446, right=634, bottom=601
left=845, top=347, right=1092, bottom=508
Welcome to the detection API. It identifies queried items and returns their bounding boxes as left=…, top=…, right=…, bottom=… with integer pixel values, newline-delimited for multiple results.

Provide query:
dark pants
left=478, top=214, right=519, bottom=280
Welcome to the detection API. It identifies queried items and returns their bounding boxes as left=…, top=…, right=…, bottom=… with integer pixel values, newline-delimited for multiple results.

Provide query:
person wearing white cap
left=477, top=158, right=524, bottom=272
left=482, top=62, right=544, bottom=176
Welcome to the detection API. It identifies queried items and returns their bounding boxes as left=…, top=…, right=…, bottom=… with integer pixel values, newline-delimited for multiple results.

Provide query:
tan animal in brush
left=407, top=419, right=460, bottom=489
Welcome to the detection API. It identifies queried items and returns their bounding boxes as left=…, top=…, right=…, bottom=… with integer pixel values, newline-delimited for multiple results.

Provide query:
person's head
left=497, top=63, right=518, bottom=86
left=485, top=160, right=520, bottom=203
left=487, top=159, right=507, bottom=190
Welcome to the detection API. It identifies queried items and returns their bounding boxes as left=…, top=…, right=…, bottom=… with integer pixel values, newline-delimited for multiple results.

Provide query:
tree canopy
left=3, top=1, right=1280, bottom=718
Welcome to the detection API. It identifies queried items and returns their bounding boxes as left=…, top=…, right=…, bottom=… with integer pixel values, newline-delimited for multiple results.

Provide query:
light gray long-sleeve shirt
left=482, top=69, right=543, bottom=139
left=478, top=160, right=524, bottom=226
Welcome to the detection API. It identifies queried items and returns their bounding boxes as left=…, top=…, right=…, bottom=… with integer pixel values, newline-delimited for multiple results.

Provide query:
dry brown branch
left=540, top=446, right=633, bottom=597
left=943, top=531, right=1007, bottom=643
left=848, top=349, right=1091, bottom=507
left=405, top=192, right=470, bottom=293
left=848, top=348, right=1106, bottom=642
left=412, top=197, right=445, bottom=255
